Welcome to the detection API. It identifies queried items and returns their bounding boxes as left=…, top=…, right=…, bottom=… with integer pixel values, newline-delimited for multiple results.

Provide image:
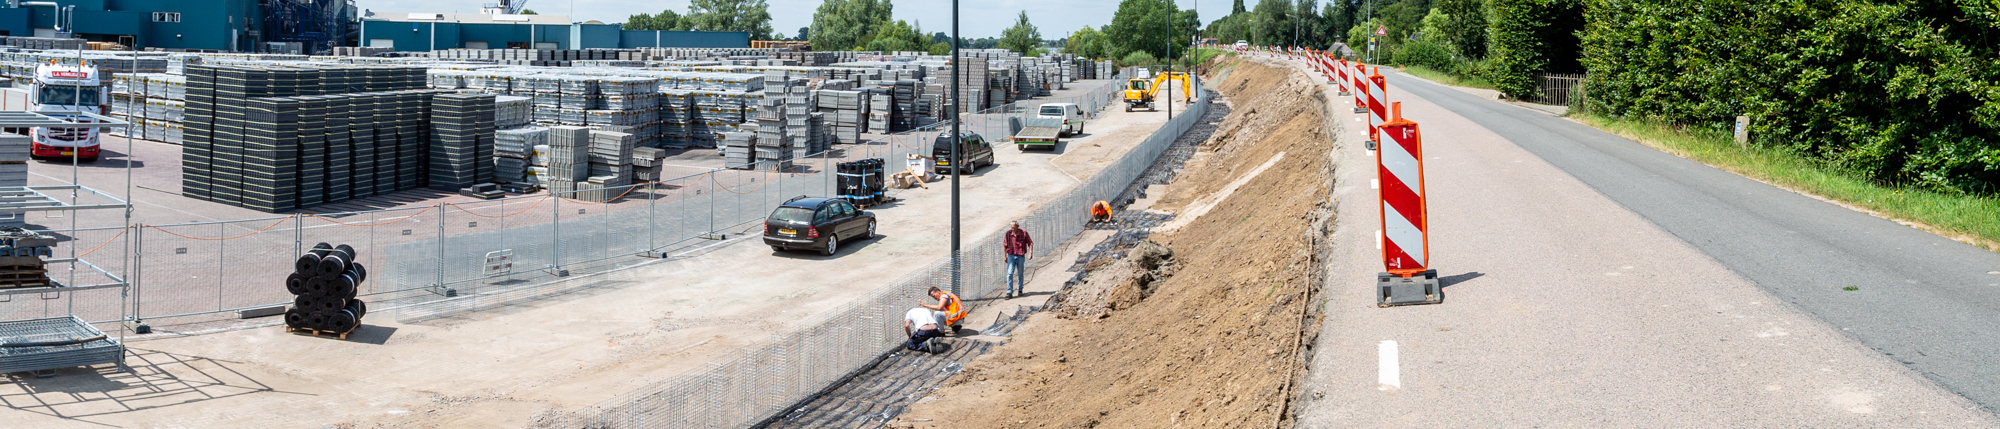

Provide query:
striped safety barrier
left=1375, top=102, right=1442, bottom=306
left=1366, top=66, right=1388, bottom=144
left=1351, top=61, right=1369, bottom=113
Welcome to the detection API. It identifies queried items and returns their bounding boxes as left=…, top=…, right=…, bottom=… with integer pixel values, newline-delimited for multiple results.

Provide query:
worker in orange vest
left=921, top=286, right=967, bottom=334
left=1091, top=200, right=1114, bottom=224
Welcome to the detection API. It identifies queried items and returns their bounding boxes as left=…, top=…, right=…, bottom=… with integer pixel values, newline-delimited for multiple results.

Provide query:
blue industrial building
left=0, top=0, right=351, bottom=52
left=360, top=12, right=749, bottom=52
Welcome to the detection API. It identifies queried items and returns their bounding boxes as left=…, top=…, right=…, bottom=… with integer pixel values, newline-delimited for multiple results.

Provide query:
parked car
left=932, top=131, right=995, bottom=175
left=764, top=196, right=877, bottom=256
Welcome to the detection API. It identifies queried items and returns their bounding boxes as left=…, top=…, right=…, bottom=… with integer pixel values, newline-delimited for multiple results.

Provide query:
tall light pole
left=950, top=0, right=962, bottom=297
left=1165, top=0, right=1173, bottom=122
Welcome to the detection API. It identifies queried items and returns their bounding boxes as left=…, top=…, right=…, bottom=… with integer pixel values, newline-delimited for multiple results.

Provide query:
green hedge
left=1580, top=0, right=2000, bottom=194
left=1484, top=0, right=1586, bottom=99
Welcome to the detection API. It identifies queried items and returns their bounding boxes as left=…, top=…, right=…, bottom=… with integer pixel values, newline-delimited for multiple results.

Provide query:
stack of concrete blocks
left=0, top=135, right=26, bottom=227
left=494, top=126, right=546, bottom=185
left=721, top=131, right=756, bottom=169
left=691, top=90, right=749, bottom=148
left=544, top=125, right=592, bottom=195
left=954, top=57, right=990, bottom=113
left=556, top=76, right=598, bottom=126
left=631, top=147, right=666, bottom=182
left=495, top=95, right=533, bottom=129
left=659, top=89, right=695, bottom=147
left=866, top=88, right=892, bottom=134
left=575, top=130, right=633, bottom=202
left=597, top=77, right=661, bottom=147
left=815, top=89, right=868, bottom=144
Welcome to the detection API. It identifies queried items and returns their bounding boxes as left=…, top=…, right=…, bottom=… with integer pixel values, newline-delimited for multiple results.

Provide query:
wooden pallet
left=284, top=326, right=354, bottom=340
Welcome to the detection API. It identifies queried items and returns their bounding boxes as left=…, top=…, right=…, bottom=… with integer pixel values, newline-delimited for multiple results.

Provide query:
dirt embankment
left=891, top=57, right=1336, bottom=428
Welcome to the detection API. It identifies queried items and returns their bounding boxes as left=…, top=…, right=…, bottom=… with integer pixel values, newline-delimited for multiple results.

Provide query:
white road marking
left=1370, top=179, right=1378, bottom=190
left=1379, top=340, right=1401, bottom=390
left=1375, top=230, right=1382, bottom=250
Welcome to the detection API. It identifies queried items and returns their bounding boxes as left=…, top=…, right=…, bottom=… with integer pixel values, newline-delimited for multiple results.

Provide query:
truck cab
left=3, top=63, right=109, bottom=161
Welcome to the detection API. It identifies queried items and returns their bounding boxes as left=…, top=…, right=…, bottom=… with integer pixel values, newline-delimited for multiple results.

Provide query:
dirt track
left=890, top=56, right=1337, bottom=428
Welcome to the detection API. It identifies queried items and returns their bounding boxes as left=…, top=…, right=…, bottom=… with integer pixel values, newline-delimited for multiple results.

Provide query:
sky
left=357, top=0, right=1238, bottom=40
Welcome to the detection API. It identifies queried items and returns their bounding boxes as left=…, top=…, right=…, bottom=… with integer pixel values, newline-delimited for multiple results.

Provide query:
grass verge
left=1398, top=65, right=1496, bottom=90
left=1191, top=48, right=1230, bottom=67
left=1572, top=113, right=2000, bottom=252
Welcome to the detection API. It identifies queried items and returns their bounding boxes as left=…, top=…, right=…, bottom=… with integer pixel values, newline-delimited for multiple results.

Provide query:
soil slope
left=891, top=57, right=1336, bottom=428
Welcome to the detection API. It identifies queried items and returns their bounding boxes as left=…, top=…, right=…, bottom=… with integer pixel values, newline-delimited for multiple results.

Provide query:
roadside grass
left=1191, top=48, right=1230, bottom=66
left=1573, top=114, right=2000, bottom=252
left=1398, top=65, right=1496, bottom=90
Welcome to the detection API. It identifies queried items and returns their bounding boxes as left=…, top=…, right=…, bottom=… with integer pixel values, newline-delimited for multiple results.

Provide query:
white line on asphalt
left=1379, top=340, right=1401, bottom=390
left=1376, top=231, right=1382, bottom=250
left=1370, top=179, right=1378, bottom=190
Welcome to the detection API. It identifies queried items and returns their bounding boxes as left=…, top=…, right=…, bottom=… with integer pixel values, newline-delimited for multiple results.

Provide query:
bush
left=1392, top=39, right=1457, bottom=74
left=1581, top=0, right=2000, bottom=194
left=1485, top=0, right=1585, bottom=99
left=1120, top=51, right=1160, bottom=67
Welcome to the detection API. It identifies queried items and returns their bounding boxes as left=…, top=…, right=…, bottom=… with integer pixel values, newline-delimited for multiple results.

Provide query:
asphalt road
left=1378, top=70, right=2000, bottom=414
left=1286, top=48, right=1999, bottom=427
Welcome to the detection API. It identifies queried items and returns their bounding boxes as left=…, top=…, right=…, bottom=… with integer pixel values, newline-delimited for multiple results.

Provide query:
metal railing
left=534, top=79, right=1209, bottom=428
left=1537, top=73, right=1588, bottom=107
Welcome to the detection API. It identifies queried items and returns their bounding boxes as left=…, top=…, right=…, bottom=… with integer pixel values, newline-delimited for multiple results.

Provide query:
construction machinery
left=1123, top=72, right=1193, bottom=112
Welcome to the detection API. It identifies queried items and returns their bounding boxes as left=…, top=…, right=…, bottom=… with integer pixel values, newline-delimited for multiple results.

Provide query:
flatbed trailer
left=1012, top=117, right=1064, bottom=150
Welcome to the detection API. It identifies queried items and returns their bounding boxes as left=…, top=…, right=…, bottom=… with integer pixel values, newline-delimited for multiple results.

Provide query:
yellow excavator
left=1123, top=71, right=1193, bottom=112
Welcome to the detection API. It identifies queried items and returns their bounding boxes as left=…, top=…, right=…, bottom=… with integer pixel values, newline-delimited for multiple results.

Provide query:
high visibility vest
left=1093, top=201, right=1112, bottom=217
left=941, top=292, right=966, bottom=323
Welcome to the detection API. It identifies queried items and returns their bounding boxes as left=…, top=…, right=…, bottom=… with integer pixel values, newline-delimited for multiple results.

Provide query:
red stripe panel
left=1379, top=163, right=1424, bottom=228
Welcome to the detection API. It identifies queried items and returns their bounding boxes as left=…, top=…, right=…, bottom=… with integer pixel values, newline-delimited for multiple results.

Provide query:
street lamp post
left=950, top=0, right=962, bottom=297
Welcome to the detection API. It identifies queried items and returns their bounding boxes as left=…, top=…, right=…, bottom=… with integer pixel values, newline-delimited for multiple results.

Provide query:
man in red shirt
left=1004, top=221, right=1033, bottom=298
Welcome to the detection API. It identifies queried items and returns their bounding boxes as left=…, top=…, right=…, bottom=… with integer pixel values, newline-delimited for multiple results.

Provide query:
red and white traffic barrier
left=1335, top=58, right=1351, bottom=96
left=1366, top=66, right=1388, bottom=145
left=1351, top=62, right=1368, bottom=113
left=1375, top=102, right=1440, bottom=306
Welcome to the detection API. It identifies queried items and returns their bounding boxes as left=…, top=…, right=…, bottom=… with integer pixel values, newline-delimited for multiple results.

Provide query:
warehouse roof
left=362, top=12, right=573, bottom=25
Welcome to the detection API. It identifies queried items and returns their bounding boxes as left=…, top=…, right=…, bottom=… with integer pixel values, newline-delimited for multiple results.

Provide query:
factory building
left=0, top=0, right=354, bottom=52
left=359, top=12, right=749, bottom=52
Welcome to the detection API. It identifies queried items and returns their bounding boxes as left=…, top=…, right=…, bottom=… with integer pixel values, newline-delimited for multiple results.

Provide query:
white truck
left=1011, top=103, right=1085, bottom=151
left=0, top=62, right=109, bottom=161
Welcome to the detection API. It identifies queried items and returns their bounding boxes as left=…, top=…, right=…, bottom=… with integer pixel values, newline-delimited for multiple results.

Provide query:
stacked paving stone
left=182, top=64, right=432, bottom=212
left=721, top=131, right=756, bottom=168
left=542, top=125, right=592, bottom=194
left=428, top=93, right=497, bottom=191
left=493, top=126, right=546, bottom=184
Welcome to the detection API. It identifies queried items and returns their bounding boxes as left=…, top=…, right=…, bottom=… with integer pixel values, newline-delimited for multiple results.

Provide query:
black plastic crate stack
left=429, top=93, right=496, bottom=191
left=284, top=243, right=369, bottom=336
left=835, top=158, right=886, bottom=206
left=181, top=65, right=218, bottom=202
left=184, top=64, right=443, bottom=212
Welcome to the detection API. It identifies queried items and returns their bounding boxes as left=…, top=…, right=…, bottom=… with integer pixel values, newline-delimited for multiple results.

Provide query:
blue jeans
left=1006, top=254, right=1027, bottom=296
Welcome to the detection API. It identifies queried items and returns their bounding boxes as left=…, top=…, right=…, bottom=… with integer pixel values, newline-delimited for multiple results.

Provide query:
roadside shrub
left=1581, top=0, right=2000, bottom=194
left=1120, top=51, right=1160, bottom=67
left=1392, top=39, right=1457, bottom=74
left=1485, top=0, right=1585, bottom=99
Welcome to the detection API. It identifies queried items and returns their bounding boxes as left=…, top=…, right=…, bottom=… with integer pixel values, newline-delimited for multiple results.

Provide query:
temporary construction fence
left=0, top=73, right=1191, bottom=428
left=533, top=82, right=1209, bottom=428
left=0, top=75, right=1130, bottom=330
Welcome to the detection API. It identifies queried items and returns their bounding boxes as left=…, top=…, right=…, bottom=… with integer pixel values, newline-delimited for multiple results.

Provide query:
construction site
left=0, top=11, right=1233, bottom=425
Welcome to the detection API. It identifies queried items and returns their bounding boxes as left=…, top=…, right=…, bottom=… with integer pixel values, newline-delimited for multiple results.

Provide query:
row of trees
left=1060, top=0, right=1199, bottom=65
left=621, top=0, right=776, bottom=39
left=1205, top=0, right=1999, bottom=196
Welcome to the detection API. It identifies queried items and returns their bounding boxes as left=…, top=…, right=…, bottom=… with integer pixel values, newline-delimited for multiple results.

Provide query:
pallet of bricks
left=580, top=129, right=633, bottom=201
left=591, top=76, right=660, bottom=148
left=720, top=130, right=756, bottom=169
left=429, top=93, right=496, bottom=191
left=108, top=73, right=185, bottom=144
left=0, top=227, right=54, bottom=289
left=540, top=125, right=591, bottom=196
left=813, top=84, right=867, bottom=145
left=181, top=64, right=436, bottom=212
left=0, top=135, right=26, bottom=228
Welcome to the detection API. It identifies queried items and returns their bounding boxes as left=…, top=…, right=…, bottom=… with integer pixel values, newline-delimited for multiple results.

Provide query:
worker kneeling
left=920, top=286, right=967, bottom=334
left=903, top=307, right=944, bottom=353
left=1090, top=200, right=1114, bottom=224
